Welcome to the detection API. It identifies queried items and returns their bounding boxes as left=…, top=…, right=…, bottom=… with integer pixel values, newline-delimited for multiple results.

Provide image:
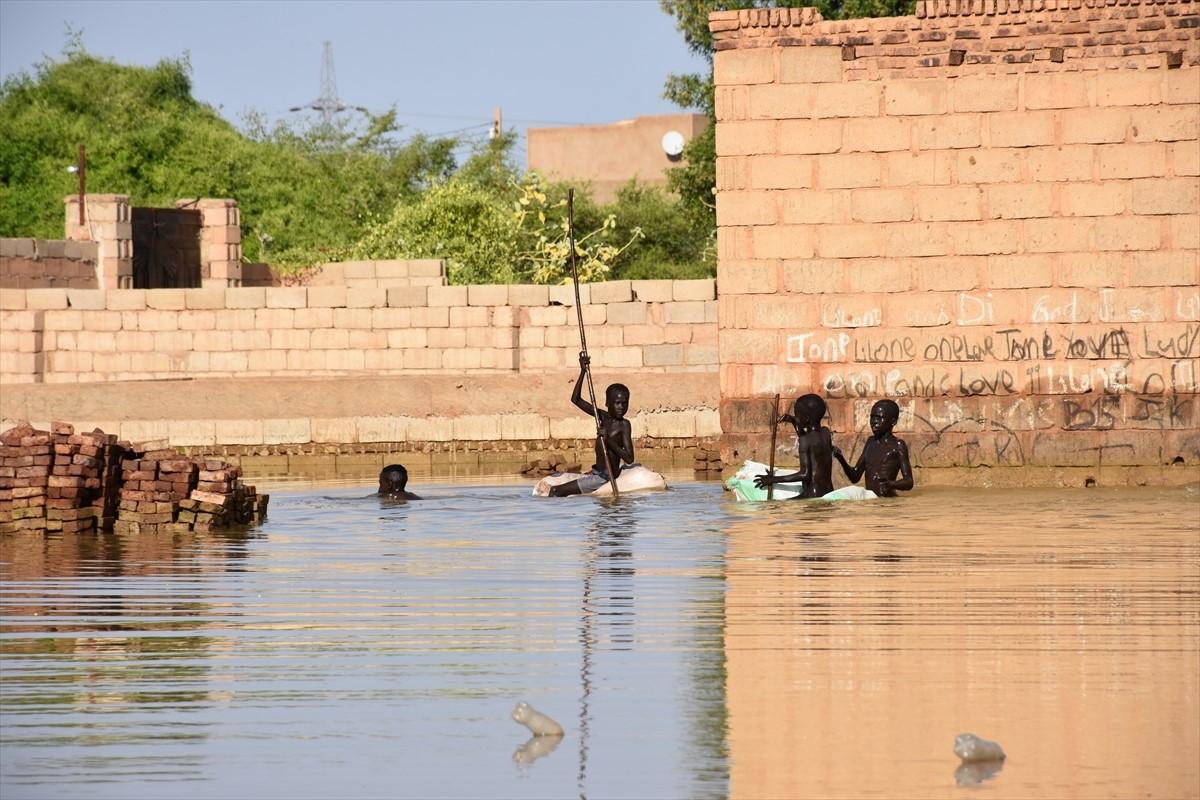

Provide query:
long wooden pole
left=767, top=393, right=780, bottom=500
left=567, top=189, right=619, bottom=497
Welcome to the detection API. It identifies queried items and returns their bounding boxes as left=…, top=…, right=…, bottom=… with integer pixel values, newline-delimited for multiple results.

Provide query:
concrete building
left=526, top=113, right=708, bottom=203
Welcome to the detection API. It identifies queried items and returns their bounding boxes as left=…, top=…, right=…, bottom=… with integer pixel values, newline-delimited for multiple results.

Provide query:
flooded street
left=1, top=476, right=1197, bottom=799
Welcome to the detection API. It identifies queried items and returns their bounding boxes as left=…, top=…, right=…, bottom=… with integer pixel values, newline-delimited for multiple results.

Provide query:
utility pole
left=490, top=106, right=503, bottom=140
left=67, top=145, right=86, bottom=226
left=77, top=144, right=86, bottom=226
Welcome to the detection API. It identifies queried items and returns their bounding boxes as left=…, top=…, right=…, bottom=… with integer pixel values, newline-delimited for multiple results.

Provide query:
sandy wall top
left=710, top=0, right=1199, bottom=76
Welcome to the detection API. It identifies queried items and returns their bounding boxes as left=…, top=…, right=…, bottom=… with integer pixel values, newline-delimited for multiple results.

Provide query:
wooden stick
left=567, top=189, right=619, bottom=497
left=767, top=393, right=780, bottom=500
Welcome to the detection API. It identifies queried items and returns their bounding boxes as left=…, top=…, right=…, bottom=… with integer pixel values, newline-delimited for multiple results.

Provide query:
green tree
left=351, top=136, right=641, bottom=285
left=0, top=44, right=457, bottom=268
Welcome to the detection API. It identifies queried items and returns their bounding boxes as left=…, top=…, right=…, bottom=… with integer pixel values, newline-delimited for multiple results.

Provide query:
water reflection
left=577, top=498, right=638, bottom=797
left=955, top=758, right=1005, bottom=787
left=2, top=480, right=730, bottom=800
left=2, top=482, right=1196, bottom=800
left=1, top=528, right=262, bottom=789
left=722, top=486, right=1200, bottom=800
left=513, top=732, right=563, bottom=771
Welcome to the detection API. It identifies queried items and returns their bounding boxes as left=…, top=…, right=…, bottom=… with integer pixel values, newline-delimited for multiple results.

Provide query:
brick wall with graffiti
left=711, top=0, right=1199, bottom=482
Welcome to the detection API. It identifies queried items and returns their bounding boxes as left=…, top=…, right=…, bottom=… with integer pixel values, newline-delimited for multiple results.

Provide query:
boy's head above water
left=378, top=464, right=409, bottom=495
left=793, top=394, right=827, bottom=428
left=605, top=383, right=630, bottom=419
left=870, top=399, right=901, bottom=436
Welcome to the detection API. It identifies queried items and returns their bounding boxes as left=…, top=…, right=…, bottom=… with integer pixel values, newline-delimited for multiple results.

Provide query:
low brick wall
left=0, top=374, right=723, bottom=477
left=0, top=279, right=717, bottom=384
left=0, top=239, right=99, bottom=289
left=240, top=259, right=447, bottom=288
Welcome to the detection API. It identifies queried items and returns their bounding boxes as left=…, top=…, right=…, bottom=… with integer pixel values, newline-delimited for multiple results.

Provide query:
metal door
left=131, top=207, right=202, bottom=289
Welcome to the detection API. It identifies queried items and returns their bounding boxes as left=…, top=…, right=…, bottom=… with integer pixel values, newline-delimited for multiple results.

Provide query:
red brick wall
left=712, top=0, right=1199, bottom=484
left=0, top=239, right=99, bottom=289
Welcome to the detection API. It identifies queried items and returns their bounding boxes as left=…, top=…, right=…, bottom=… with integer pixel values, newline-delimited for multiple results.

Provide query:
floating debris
left=954, top=732, right=1006, bottom=763
left=511, top=702, right=564, bottom=737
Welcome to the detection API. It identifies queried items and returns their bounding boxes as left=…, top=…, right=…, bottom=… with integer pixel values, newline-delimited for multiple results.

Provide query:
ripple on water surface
left=1, top=479, right=1197, bottom=800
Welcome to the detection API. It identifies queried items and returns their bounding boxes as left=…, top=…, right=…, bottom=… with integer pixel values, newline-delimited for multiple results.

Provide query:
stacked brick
left=305, top=259, right=448, bottom=289
left=64, top=194, right=132, bottom=289
left=0, top=423, right=52, bottom=533
left=0, top=238, right=99, bottom=290
left=47, top=422, right=116, bottom=533
left=115, top=442, right=197, bottom=534
left=185, top=199, right=243, bottom=288
left=176, top=462, right=268, bottom=531
left=693, top=448, right=725, bottom=476
left=0, top=422, right=267, bottom=536
left=520, top=454, right=582, bottom=477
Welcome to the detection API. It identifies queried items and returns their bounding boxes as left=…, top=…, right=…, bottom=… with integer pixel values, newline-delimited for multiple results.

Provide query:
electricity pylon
left=289, top=41, right=368, bottom=130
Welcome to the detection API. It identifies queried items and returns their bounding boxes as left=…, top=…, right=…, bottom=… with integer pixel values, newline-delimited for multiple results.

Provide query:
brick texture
left=710, top=0, right=1200, bottom=477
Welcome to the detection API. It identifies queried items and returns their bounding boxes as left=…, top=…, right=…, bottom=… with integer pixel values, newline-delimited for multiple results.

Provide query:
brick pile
left=520, top=453, right=582, bottom=478
left=693, top=448, right=725, bottom=476
left=47, top=422, right=117, bottom=533
left=115, top=441, right=196, bottom=534
left=0, top=423, right=52, bottom=533
left=0, top=422, right=267, bottom=536
left=176, top=461, right=268, bottom=532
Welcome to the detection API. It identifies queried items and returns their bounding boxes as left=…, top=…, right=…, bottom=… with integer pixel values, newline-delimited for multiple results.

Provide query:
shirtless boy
left=754, top=394, right=835, bottom=499
left=549, top=353, right=634, bottom=497
left=378, top=464, right=421, bottom=500
left=833, top=399, right=914, bottom=497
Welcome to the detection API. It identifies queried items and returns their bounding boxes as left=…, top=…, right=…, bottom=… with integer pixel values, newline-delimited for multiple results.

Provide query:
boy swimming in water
left=755, top=393, right=836, bottom=499
left=833, top=399, right=914, bottom=497
left=378, top=464, right=421, bottom=500
left=549, top=353, right=634, bottom=497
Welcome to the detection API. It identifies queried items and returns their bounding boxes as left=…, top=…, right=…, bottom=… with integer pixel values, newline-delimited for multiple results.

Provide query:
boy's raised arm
left=571, top=352, right=596, bottom=417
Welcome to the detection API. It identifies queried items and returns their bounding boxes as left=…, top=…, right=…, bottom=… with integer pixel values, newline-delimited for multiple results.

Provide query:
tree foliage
left=0, top=40, right=719, bottom=283
left=0, top=46, right=456, bottom=266
left=350, top=136, right=647, bottom=285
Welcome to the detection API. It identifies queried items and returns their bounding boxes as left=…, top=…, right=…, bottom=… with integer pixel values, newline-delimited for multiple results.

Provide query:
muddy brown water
left=1, top=474, right=1197, bottom=799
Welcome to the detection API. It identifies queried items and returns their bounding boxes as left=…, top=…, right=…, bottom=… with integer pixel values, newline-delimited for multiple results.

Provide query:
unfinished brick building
left=712, top=0, right=1199, bottom=484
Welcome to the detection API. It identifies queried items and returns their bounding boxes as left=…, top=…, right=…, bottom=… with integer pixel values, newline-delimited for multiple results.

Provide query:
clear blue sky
left=0, top=0, right=708, bottom=161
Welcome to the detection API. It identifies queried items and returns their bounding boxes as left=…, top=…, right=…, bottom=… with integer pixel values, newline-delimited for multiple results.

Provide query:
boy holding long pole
left=548, top=190, right=630, bottom=497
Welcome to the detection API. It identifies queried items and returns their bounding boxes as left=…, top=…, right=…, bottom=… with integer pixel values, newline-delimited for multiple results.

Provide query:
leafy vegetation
left=0, top=42, right=456, bottom=267
left=1, top=41, right=715, bottom=283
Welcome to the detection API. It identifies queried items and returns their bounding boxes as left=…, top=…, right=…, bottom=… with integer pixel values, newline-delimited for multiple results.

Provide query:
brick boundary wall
left=0, top=239, right=99, bottom=289
left=265, top=259, right=450, bottom=289
left=0, top=280, right=717, bottom=384
left=711, top=1, right=1199, bottom=483
left=0, top=373, right=722, bottom=478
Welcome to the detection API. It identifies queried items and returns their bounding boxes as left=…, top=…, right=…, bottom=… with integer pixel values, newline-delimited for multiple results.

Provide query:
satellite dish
left=661, top=130, right=685, bottom=159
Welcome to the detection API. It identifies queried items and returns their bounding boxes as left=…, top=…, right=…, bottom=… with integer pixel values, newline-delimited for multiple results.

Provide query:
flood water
left=1, top=475, right=1197, bottom=800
